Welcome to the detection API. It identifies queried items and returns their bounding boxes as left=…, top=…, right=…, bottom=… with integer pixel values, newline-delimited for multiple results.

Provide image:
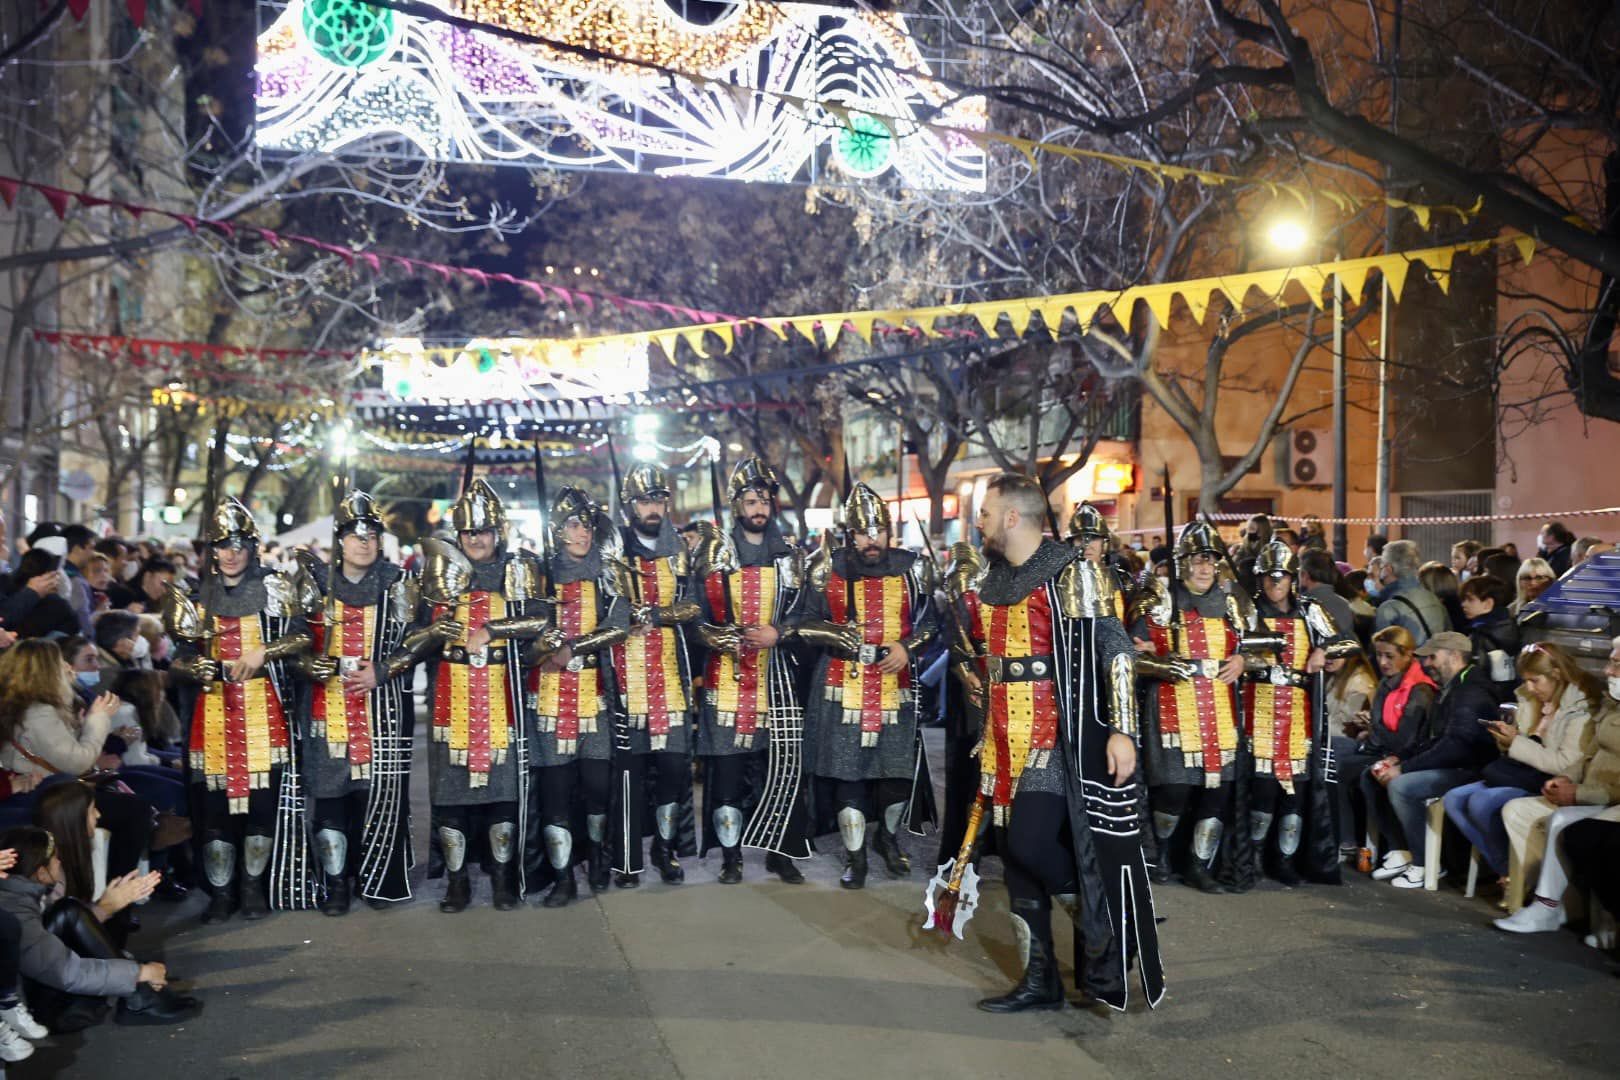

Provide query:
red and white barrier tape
left=1111, top=505, right=1620, bottom=538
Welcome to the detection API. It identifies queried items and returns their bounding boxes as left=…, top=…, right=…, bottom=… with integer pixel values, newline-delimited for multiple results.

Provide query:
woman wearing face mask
left=0, top=640, right=161, bottom=891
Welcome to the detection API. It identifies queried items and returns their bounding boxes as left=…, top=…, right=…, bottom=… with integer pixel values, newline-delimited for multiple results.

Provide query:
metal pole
left=1375, top=276, right=1392, bottom=521
left=1332, top=270, right=1348, bottom=561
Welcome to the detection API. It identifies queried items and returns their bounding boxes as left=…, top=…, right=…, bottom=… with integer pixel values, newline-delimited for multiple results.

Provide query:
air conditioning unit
left=1275, top=428, right=1332, bottom=487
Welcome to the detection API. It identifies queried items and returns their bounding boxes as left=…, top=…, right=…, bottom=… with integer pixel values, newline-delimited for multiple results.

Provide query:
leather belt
left=445, top=645, right=509, bottom=667
left=985, top=654, right=1055, bottom=683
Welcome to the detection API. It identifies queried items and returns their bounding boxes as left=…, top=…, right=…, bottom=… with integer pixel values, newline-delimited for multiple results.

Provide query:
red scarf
left=1381, top=661, right=1437, bottom=732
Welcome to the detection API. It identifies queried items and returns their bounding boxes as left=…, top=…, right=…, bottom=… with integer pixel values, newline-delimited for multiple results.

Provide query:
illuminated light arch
left=255, top=0, right=987, bottom=190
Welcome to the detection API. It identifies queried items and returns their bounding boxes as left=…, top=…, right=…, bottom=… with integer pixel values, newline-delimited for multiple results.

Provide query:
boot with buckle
left=976, top=899, right=1064, bottom=1013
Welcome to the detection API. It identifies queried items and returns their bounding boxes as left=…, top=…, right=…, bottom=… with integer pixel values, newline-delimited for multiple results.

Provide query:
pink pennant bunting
left=169, top=213, right=198, bottom=233
left=38, top=186, right=70, bottom=220
left=360, top=252, right=381, bottom=272
left=68, top=0, right=92, bottom=20
left=0, top=178, right=17, bottom=208
left=74, top=193, right=110, bottom=209
left=462, top=268, right=489, bottom=287
left=127, top=0, right=148, bottom=27
left=257, top=228, right=282, bottom=247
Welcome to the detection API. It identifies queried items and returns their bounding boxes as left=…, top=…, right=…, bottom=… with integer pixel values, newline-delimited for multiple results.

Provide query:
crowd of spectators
left=1208, top=515, right=1620, bottom=955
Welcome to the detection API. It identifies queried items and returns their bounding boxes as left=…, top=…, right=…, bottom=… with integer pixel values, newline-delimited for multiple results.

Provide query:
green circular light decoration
left=833, top=111, right=893, bottom=178
left=476, top=349, right=497, bottom=373
left=301, top=0, right=397, bottom=69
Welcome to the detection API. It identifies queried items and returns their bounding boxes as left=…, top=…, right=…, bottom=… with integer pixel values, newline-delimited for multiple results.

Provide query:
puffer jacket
left=0, top=876, right=139, bottom=997
left=1507, top=681, right=1595, bottom=778
left=1574, top=697, right=1620, bottom=805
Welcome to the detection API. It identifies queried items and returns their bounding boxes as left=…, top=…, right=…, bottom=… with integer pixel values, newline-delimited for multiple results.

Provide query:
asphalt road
left=30, top=730, right=1620, bottom=1080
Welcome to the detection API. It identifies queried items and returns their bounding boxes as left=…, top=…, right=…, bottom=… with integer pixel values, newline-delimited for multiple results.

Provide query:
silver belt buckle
left=468, top=647, right=488, bottom=669
left=1199, top=658, right=1221, bottom=678
left=1268, top=665, right=1290, bottom=686
left=857, top=644, right=880, bottom=665
left=340, top=656, right=361, bottom=676
left=565, top=655, right=585, bottom=673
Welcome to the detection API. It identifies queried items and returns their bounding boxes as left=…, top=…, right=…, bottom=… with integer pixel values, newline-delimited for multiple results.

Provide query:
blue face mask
left=74, top=670, right=100, bottom=688
left=1365, top=579, right=1383, bottom=601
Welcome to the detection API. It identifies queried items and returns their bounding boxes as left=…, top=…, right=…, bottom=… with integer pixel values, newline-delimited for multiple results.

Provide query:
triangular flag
left=1138, top=284, right=1176, bottom=329
left=0, top=178, right=17, bottom=208
left=1333, top=263, right=1372, bottom=307
left=38, top=186, right=70, bottom=219
left=1382, top=257, right=1414, bottom=303
left=1512, top=235, right=1537, bottom=265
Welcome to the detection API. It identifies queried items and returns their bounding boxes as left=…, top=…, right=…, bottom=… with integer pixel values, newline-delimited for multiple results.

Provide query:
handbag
left=1481, top=755, right=1552, bottom=791
left=11, top=742, right=136, bottom=796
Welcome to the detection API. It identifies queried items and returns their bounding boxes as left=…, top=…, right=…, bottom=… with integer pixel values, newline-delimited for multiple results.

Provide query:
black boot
left=543, top=867, right=578, bottom=908
left=765, top=852, right=804, bottom=884
left=840, top=846, right=868, bottom=890
left=588, top=843, right=612, bottom=893
left=239, top=872, right=270, bottom=920
left=977, top=902, right=1064, bottom=1013
left=319, top=873, right=351, bottom=917
left=873, top=824, right=911, bottom=878
left=650, top=837, right=685, bottom=884
left=202, top=886, right=233, bottom=924
left=718, top=846, right=743, bottom=884
left=491, top=862, right=519, bottom=911
left=1148, top=859, right=1173, bottom=884
left=1184, top=859, right=1224, bottom=894
left=615, top=871, right=640, bottom=889
left=439, top=869, right=471, bottom=913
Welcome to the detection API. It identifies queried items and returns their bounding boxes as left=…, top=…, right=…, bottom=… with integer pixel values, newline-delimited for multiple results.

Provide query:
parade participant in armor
left=299, top=492, right=419, bottom=914
left=386, top=479, right=550, bottom=914
left=1067, top=501, right=1131, bottom=621
left=612, top=464, right=700, bottom=886
left=692, top=456, right=810, bottom=884
left=163, top=498, right=316, bottom=923
left=1131, top=519, right=1248, bottom=893
left=527, top=487, right=630, bottom=907
left=1242, top=540, right=1358, bottom=885
left=955, top=474, right=1163, bottom=1013
left=798, top=483, right=938, bottom=889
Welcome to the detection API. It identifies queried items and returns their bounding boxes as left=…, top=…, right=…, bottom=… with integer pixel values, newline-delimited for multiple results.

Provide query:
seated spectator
left=1512, top=557, right=1557, bottom=615
left=1482, top=550, right=1522, bottom=588
left=82, top=553, right=114, bottom=617
left=1561, top=818, right=1620, bottom=951
left=1364, top=533, right=1388, bottom=573
left=1419, top=561, right=1466, bottom=635
left=1571, top=536, right=1606, bottom=566
left=0, top=550, right=61, bottom=641
left=0, top=845, right=48, bottom=1064
left=32, top=782, right=162, bottom=943
left=1451, top=540, right=1484, bottom=579
left=127, top=557, right=175, bottom=616
left=0, top=640, right=160, bottom=888
left=1460, top=574, right=1521, bottom=696
left=58, top=636, right=104, bottom=704
left=1444, top=642, right=1600, bottom=891
left=1494, top=637, right=1620, bottom=931
left=94, top=539, right=138, bottom=611
left=1502, top=542, right=1521, bottom=561
left=0, top=826, right=196, bottom=1032
left=0, top=549, right=77, bottom=641
left=1299, top=549, right=1356, bottom=643
left=92, top=611, right=144, bottom=673
left=108, top=670, right=181, bottom=768
left=1373, top=540, right=1449, bottom=645
left=1334, top=626, right=1437, bottom=865
left=1538, top=521, right=1576, bottom=577
left=1325, top=650, right=1378, bottom=743
left=1336, top=569, right=1378, bottom=648
left=1361, top=632, right=1500, bottom=888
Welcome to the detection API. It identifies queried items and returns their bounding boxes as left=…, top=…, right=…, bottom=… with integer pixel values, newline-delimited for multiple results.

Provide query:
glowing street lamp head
left=1266, top=218, right=1311, bottom=256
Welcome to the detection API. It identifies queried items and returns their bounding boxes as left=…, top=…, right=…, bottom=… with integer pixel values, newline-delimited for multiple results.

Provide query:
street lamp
left=1266, top=216, right=1348, bottom=560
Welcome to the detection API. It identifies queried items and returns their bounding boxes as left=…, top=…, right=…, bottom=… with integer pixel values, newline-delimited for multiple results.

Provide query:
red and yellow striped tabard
left=310, top=601, right=376, bottom=780
left=704, top=565, right=779, bottom=749
left=970, top=588, right=1059, bottom=825
left=1243, top=614, right=1312, bottom=791
left=825, top=572, right=913, bottom=747
left=431, top=591, right=512, bottom=788
left=611, top=557, right=687, bottom=750
left=528, top=579, right=602, bottom=756
left=1148, top=616, right=1238, bottom=785
left=188, top=613, right=290, bottom=814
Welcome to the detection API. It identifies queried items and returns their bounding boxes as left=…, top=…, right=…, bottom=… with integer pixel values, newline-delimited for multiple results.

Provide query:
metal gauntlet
left=261, top=632, right=312, bottom=664
left=170, top=653, right=218, bottom=686
left=650, top=599, right=701, bottom=627
left=568, top=625, right=629, bottom=656
left=384, top=622, right=448, bottom=681
left=695, top=622, right=742, bottom=655
left=1135, top=653, right=1198, bottom=682
left=484, top=613, right=556, bottom=640
left=1322, top=637, right=1361, bottom=661
left=899, top=620, right=938, bottom=657
left=302, top=654, right=340, bottom=683
left=1107, top=651, right=1139, bottom=740
left=792, top=620, right=861, bottom=653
